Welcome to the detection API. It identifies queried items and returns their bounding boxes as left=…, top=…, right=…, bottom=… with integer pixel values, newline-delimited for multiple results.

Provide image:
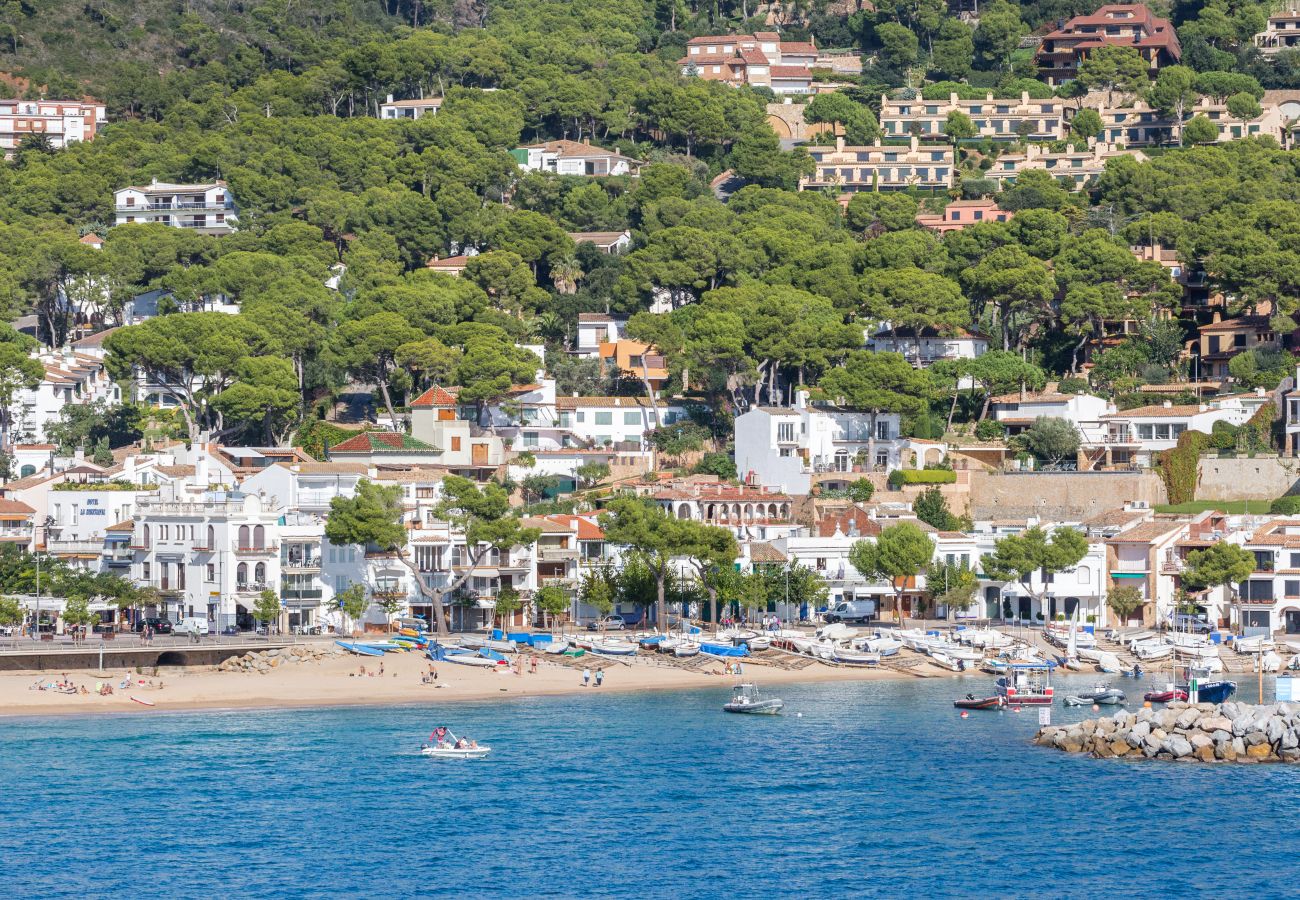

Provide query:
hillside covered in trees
left=1, top=0, right=1300, bottom=450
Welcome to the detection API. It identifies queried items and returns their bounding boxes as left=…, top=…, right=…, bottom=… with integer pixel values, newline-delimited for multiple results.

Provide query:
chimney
left=386, top=93, right=394, bottom=103
left=835, top=134, right=845, bottom=152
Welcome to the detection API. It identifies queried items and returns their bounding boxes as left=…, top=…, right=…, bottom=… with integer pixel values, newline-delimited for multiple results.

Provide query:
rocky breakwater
left=217, top=643, right=345, bottom=674
left=1036, top=701, right=1300, bottom=763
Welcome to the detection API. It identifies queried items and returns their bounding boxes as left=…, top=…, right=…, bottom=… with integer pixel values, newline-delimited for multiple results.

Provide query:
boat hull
left=723, top=699, right=784, bottom=715
left=953, top=697, right=1004, bottom=710
left=422, top=747, right=491, bottom=759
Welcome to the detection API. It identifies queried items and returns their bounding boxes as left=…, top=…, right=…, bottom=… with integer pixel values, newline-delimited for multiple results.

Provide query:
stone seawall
left=1036, top=701, right=1300, bottom=762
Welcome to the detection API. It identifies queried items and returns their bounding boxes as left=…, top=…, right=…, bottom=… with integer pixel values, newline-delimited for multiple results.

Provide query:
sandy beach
left=0, top=646, right=943, bottom=718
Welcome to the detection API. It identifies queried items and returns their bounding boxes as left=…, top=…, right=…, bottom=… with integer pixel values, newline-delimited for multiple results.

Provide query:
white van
left=823, top=599, right=877, bottom=624
left=175, top=617, right=210, bottom=636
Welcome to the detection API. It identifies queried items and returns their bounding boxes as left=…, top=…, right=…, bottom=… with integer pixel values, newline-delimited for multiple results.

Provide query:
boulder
left=1135, top=707, right=1155, bottom=724
left=1151, top=727, right=1169, bottom=743
left=1157, top=708, right=1180, bottom=730
left=1197, top=744, right=1216, bottom=762
left=1175, top=707, right=1201, bottom=730
left=1284, top=730, right=1299, bottom=751
left=1245, top=730, right=1268, bottom=747
left=1246, top=742, right=1273, bottom=759
left=1212, top=729, right=1232, bottom=746
left=1142, top=733, right=1163, bottom=754
left=1267, top=716, right=1286, bottom=745
left=1199, top=716, right=1232, bottom=734
left=1189, top=733, right=1214, bottom=752
left=1109, top=738, right=1133, bottom=757
left=1232, top=736, right=1246, bottom=757
left=1282, top=747, right=1300, bottom=763
left=1166, top=735, right=1194, bottom=758
left=1129, top=721, right=1151, bottom=742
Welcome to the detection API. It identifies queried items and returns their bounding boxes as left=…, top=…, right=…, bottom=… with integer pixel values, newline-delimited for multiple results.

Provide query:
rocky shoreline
left=1035, top=701, right=1300, bottom=762
left=216, top=643, right=346, bottom=674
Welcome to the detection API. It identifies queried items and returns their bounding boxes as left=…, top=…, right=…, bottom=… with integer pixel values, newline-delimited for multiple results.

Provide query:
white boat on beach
left=861, top=636, right=903, bottom=656
left=1234, top=635, right=1274, bottom=654
left=674, top=641, right=701, bottom=657
left=928, top=651, right=962, bottom=672
left=1174, top=644, right=1220, bottom=661
left=832, top=648, right=880, bottom=666
left=588, top=638, right=638, bottom=656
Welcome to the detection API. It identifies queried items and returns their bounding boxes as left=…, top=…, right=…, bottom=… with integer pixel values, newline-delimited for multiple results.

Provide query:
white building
left=1093, top=399, right=1255, bottom=468
left=512, top=140, right=644, bottom=177
left=556, top=396, right=689, bottom=448
left=867, top=326, right=990, bottom=368
left=575, top=313, right=626, bottom=359
left=0, top=99, right=106, bottom=156
left=131, top=488, right=283, bottom=630
left=12, top=348, right=121, bottom=445
left=379, top=94, right=443, bottom=120
left=734, top=391, right=905, bottom=495
left=113, top=179, right=238, bottom=234
left=990, top=385, right=1114, bottom=442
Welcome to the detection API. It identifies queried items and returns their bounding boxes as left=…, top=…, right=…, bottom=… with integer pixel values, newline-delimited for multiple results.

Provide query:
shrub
left=974, top=419, right=1004, bottom=441
left=1057, top=377, right=1088, bottom=394
left=1155, top=430, right=1211, bottom=506
left=1271, top=495, right=1300, bottom=515
left=888, top=469, right=957, bottom=488
left=692, top=452, right=737, bottom=480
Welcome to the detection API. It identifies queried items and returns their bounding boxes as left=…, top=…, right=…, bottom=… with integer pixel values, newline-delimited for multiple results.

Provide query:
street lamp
left=33, top=515, right=54, bottom=640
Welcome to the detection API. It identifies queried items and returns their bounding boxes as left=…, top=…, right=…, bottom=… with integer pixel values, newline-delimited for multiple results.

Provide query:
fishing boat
left=421, top=727, right=491, bottom=759
left=1233, top=634, right=1275, bottom=654
left=745, top=635, right=772, bottom=652
left=953, top=694, right=1005, bottom=711
left=1134, top=641, right=1174, bottom=661
left=1143, top=687, right=1189, bottom=703
left=537, top=640, right=569, bottom=654
left=722, top=683, right=784, bottom=715
left=995, top=662, right=1055, bottom=705
left=832, top=648, right=880, bottom=666
left=928, top=651, right=963, bottom=672
left=589, top=638, right=638, bottom=656
left=861, top=635, right=903, bottom=656
left=1186, top=680, right=1237, bottom=703
left=638, top=634, right=667, bottom=650
left=336, top=640, right=385, bottom=657
left=1174, top=644, right=1220, bottom=661
left=674, top=641, right=701, bottom=658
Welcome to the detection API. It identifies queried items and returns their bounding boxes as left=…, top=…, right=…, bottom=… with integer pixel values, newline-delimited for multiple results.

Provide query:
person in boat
left=1132, top=664, right=1143, bottom=678
left=965, top=693, right=975, bottom=700
left=469, top=740, right=478, bottom=749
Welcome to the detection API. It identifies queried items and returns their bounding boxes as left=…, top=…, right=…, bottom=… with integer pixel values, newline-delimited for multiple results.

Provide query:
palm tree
left=550, top=256, right=583, bottom=295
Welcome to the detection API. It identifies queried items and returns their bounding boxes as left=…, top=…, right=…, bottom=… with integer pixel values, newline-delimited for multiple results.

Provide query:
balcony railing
left=281, top=588, right=324, bottom=600
left=235, top=581, right=273, bottom=593
left=538, top=547, right=578, bottom=561
left=235, top=544, right=279, bottom=556
left=47, top=539, right=107, bottom=555
left=281, top=556, right=322, bottom=570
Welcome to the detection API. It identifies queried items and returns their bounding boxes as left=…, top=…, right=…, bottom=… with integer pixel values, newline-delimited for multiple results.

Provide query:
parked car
left=133, top=617, right=173, bottom=635
left=1173, top=614, right=1212, bottom=634
left=587, top=615, right=626, bottom=631
left=823, top=599, right=877, bottom=624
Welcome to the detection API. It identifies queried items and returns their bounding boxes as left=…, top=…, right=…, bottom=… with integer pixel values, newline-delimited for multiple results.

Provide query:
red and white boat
left=995, top=662, right=1054, bottom=705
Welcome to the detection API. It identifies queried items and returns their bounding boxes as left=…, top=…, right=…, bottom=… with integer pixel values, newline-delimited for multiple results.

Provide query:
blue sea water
left=3, top=675, right=1300, bottom=899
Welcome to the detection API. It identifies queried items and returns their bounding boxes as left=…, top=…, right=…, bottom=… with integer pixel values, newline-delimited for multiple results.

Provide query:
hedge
left=889, top=469, right=957, bottom=488
left=1271, top=495, right=1300, bottom=515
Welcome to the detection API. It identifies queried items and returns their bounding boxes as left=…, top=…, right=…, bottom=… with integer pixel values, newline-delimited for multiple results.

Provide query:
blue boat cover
left=700, top=642, right=748, bottom=658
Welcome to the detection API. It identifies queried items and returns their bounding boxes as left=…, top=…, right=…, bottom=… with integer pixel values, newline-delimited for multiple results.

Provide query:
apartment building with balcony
left=1239, top=519, right=1300, bottom=635
left=800, top=136, right=955, bottom=193
left=1034, top=4, right=1182, bottom=85
left=735, top=390, right=906, bottom=495
left=985, top=143, right=1146, bottom=189
left=1254, top=10, right=1300, bottom=54
left=974, top=523, right=1110, bottom=624
left=1083, top=97, right=1284, bottom=147
left=646, top=475, right=798, bottom=541
left=131, top=490, right=281, bottom=629
left=13, top=349, right=121, bottom=445
left=678, top=32, right=817, bottom=95
left=867, top=326, right=990, bottom=366
left=0, top=99, right=106, bottom=156
left=1197, top=314, right=1292, bottom=380
left=914, top=200, right=1013, bottom=233
left=113, top=179, right=238, bottom=234
left=1090, top=399, right=1254, bottom=469
left=880, top=92, right=1069, bottom=142
left=556, top=396, right=688, bottom=449
left=990, top=385, right=1114, bottom=441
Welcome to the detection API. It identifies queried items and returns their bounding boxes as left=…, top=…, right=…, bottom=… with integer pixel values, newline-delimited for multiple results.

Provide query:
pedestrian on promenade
left=582, top=667, right=591, bottom=687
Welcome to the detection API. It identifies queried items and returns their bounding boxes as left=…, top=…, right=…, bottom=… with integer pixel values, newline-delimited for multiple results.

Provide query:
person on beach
left=582, top=667, right=591, bottom=687
left=530, top=655, right=538, bottom=674
left=595, top=668, right=604, bottom=687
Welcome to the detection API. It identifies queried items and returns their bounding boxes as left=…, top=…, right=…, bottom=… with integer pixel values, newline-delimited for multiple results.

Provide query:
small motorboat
left=1062, top=683, right=1126, bottom=706
left=674, top=641, right=701, bottom=658
left=745, top=635, right=772, bottom=652
left=589, top=638, right=638, bottom=656
left=1143, top=688, right=1189, bottom=703
left=832, top=648, right=880, bottom=667
left=953, top=694, right=1005, bottom=710
left=421, top=728, right=491, bottom=758
left=723, top=683, right=784, bottom=715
